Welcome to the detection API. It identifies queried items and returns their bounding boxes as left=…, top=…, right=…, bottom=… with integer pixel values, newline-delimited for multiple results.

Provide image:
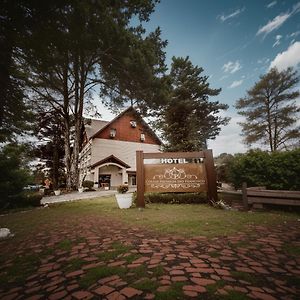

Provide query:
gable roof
left=91, top=155, right=130, bottom=169
left=84, top=119, right=109, bottom=140
left=90, top=106, right=162, bottom=145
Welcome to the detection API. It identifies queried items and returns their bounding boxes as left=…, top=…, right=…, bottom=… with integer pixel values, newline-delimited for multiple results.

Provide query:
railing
left=242, top=183, right=300, bottom=209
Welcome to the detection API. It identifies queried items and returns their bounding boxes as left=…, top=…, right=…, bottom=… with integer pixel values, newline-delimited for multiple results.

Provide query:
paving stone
left=214, top=268, right=231, bottom=276
left=72, top=291, right=93, bottom=299
left=157, top=286, right=170, bottom=292
left=66, top=270, right=84, bottom=277
left=120, top=287, right=143, bottom=298
left=190, top=277, right=215, bottom=286
left=170, top=269, right=185, bottom=275
left=171, top=276, right=188, bottom=282
left=106, top=291, right=126, bottom=300
left=94, top=285, right=115, bottom=296
left=183, top=290, right=198, bottom=297
left=249, top=291, right=277, bottom=300
left=183, top=285, right=206, bottom=293
left=48, top=290, right=68, bottom=300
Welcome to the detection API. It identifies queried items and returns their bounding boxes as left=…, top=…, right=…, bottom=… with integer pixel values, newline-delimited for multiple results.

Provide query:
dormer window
left=140, top=133, right=145, bottom=142
left=110, top=128, right=116, bottom=138
left=130, top=120, right=137, bottom=128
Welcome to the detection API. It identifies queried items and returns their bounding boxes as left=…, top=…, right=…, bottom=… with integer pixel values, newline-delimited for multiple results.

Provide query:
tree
left=0, top=0, right=38, bottom=142
left=34, top=110, right=65, bottom=190
left=158, top=56, right=229, bottom=151
left=0, top=143, right=32, bottom=209
left=20, top=0, right=165, bottom=189
left=236, top=68, right=300, bottom=151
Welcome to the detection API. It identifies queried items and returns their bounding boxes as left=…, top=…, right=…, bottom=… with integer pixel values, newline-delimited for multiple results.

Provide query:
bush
left=1, top=191, right=43, bottom=211
left=117, top=184, right=129, bottom=194
left=133, top=192, right=207, bottom=205
left=82, top=180, right=94, bottom=189
left=228, top=149, right=300, bottom=190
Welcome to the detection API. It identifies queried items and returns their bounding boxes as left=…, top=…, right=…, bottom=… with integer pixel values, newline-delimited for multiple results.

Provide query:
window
left=130, top=120, right=137, bottom=128
left=110, top=128, right=116, bottom=138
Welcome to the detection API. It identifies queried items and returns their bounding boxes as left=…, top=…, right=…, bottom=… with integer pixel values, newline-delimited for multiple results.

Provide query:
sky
left=96, top=0, right=300, bottom=156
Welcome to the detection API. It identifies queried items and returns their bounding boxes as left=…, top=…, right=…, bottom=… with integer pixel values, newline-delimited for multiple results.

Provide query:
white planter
left=78, top=187, right=84, bottom=193
left=115, top=193, right=133, bottom=209
left=54, top=190, right=61, bottom=196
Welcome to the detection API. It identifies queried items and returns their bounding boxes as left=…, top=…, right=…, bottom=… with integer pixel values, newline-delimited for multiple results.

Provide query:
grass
left=219, top=290, right=250, bottom=300
left=282, top=243, right=300, bottom=256
left=0, top=253, right=41, bottom=285
left=155, top=282, right=185, bottom=300
left=58, top=239, right=72, bottom=251
left=63, top=258, right=86, bottom=272
left=97, top=241, right=133, bottom=261
left=231, top=271, right=263, bottom=285
left=1, top=196, right=299, bottom=239
left=79, top=266, right=126, bottom=288
left=132, top=278, right=159, bottom=291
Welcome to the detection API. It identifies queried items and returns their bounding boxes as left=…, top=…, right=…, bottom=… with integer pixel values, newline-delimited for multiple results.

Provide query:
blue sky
left=98, top=0, right=300, bottom=155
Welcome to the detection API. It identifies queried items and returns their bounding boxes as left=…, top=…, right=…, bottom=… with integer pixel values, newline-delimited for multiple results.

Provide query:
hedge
left=228, top=149, right=300, bottom=190
left=133, top=192, right=207, bottom=205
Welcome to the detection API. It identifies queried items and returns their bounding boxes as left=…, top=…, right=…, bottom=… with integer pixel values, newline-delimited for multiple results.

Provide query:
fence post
left=204, top=149, right=218, bottom=202
left=242, top=182, right=249, bottom=210
left=136, top=150, right=145, bottom=208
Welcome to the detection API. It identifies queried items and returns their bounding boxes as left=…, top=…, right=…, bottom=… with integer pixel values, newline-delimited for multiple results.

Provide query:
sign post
left=136, top=150, right=218, bottom=208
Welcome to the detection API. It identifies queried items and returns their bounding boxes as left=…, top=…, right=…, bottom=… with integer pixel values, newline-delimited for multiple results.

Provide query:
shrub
left=228, top=149, right=300, bottom=190
left=82, top=180, right=94, bottom=189
left=117, top=185, right=129, bottom=194
left=133, top=192, right=207, bottom=205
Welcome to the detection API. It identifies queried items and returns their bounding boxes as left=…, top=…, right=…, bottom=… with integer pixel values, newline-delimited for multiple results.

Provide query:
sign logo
left=144, top=163, right=207, bottom=193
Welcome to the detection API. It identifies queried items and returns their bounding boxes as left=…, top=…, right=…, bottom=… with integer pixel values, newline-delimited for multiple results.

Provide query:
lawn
left=1, top=196, right=299, bottom=299
left=1, top=196, right=299, bottom=239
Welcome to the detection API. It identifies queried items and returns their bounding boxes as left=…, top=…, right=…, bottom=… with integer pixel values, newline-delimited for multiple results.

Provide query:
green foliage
left=157, top=56, right=229, bottom=151
left=82, top=180, right=94, bottom=189
left=117, top=184, right=129, bottom=194
left=236, top=67, right=300, bottom=151
left=133, top=192, right=207, bottom=204
left=227, top=149, right=300, bottom=190
left=0, top=143, right=33, bottom=209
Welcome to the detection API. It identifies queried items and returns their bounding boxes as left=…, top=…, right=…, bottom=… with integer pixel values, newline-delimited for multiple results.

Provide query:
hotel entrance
left=98, top=174, right=111, bottom=190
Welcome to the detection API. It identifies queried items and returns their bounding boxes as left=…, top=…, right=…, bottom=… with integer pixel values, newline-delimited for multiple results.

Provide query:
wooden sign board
left=136, top=150, right=218, bottom=208
left=144, top=163, right=207, bottom=193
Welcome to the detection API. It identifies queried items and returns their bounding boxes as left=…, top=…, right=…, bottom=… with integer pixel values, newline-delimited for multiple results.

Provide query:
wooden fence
left=242, top=183, right=300, bottom=209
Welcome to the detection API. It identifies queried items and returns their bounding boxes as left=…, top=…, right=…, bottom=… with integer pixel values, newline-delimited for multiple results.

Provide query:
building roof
left=91, top=155, right=131, bottom=169
left=84, top=119, right=109, bottom=140
left=87, top=106, right=162, bottom=145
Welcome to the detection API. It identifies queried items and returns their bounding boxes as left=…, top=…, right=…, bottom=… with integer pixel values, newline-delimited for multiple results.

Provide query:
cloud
left=257, top=2, right=300, bottom=36
left=257, top=13, right=290, bottom=36
left=228, top=80, right=243, bottom=89
left=272, top=34, right=282, bottom=47
left=207, top=113, right=247, bottom=155
left=269, top=41, right=300, bottom=71
left=222, top=61, right=242, bottom=74
left=267, top=1, right=277, bottom=9
left=287, top=31, right=300, bottom=39
left=217, top=7, right=245, bottom=22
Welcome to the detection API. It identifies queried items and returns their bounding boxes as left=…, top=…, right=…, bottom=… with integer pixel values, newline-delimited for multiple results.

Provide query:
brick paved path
left=1, top=216, right=299, bottom=299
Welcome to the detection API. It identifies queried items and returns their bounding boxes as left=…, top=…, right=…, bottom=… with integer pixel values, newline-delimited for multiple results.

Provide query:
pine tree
left=236, top=68, right=300, bottom=151
left=158, top=56, right=229, bottom=151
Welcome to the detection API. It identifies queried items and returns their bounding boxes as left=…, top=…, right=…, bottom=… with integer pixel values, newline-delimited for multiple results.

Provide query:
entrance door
left=99, top=174, right=111, bottom=189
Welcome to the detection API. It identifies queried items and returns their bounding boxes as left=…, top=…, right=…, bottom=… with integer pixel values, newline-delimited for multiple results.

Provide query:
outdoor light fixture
left=140, top=133, right=145, bottom=142
left=110, top=128, right=116, bottom=138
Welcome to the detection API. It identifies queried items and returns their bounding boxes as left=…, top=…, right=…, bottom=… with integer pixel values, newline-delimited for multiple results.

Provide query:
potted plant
left=54, top=189, right=61, bottom=196
left=115, top=184, right=132, bottom=209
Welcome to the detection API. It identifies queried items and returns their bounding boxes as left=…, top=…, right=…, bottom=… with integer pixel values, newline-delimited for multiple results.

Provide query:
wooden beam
left=204, top=149, right=218, bottom=202
left=242, top=182, right=249, bottom=210
left=136, top=150, right=145, bottom=208
left=143, top=151, right=205, bottom=159
left=249, top=197, right=300, bottom=206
